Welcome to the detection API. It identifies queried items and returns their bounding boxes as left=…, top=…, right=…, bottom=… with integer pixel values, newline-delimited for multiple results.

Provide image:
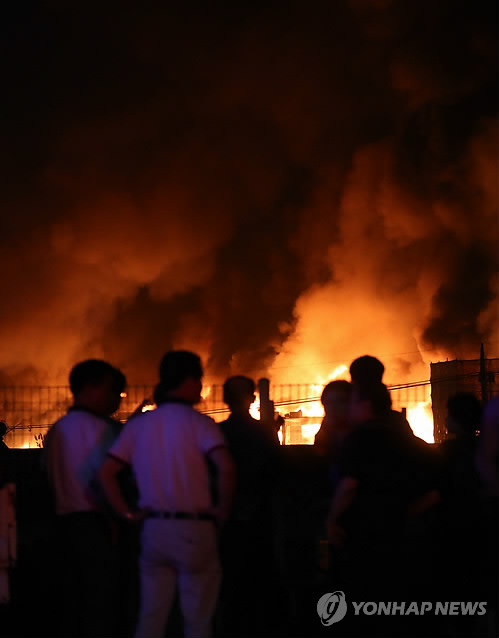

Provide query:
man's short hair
left=354, top=382, right=392, bottom=417
left=69, top=360, right=126, bottom=396
left=350, top=355, right=385, bottom=386
left=158, top=351, right=203, bottom=393
left=223, top=376, right=255, bottom=405
left=321, top=380, right=352, bottom=405
left=447, top=392, right=482, bottom=435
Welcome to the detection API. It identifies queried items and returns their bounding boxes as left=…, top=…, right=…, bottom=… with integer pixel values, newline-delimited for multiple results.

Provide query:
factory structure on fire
left=430, top=350, right=498, bottom=443
left=0, top=350, right=497, bottom=449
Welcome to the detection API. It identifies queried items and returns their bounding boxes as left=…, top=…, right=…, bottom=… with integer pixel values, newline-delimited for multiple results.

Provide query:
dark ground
left=1, top=448, right=497, bottom=638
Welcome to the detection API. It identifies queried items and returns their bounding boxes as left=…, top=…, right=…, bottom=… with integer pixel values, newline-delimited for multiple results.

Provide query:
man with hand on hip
left=99, top=350, right=235, bottom=638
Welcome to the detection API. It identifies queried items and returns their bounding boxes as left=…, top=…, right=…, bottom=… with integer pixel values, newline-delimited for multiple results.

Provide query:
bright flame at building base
left=407, top=400, right=434, bottom=444
left=300, top=423, right=322, bottom=444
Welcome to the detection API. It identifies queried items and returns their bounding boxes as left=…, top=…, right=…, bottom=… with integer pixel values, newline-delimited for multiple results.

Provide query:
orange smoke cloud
left=0, top=2, right=496, bottom=388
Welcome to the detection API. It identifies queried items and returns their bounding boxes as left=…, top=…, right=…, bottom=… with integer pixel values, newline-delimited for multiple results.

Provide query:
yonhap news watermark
left=317, top=591, right=487, bottom=626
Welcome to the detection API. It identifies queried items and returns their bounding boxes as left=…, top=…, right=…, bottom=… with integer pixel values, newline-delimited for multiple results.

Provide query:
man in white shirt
left=45, top=359, right=126, bottom=638
left=99, top=350, right=235, bottom=638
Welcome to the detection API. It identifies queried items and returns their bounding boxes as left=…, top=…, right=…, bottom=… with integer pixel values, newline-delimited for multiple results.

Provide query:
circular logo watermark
left=317, top=590, right=348, bottom=626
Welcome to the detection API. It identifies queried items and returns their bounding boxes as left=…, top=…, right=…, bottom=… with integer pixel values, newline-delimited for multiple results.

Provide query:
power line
left=3, top=372, right=492, bottom=427
left=200, top=373, right=486, bottom=416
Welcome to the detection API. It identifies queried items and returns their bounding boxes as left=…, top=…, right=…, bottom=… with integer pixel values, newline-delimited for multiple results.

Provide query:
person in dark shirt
left=314, top=380, right=353, bottom=575
left=439, top=392, right=482, bottom=510
left=216, top=376, right=280, bottom=637
left=0, top=422, right=11, bottom=488
left=0, top=422, right=8, bottom=451
left=350, top=355, right=439, bottom=498
left=437, top=392, right=487, bottom=634
left=333, top=356, right=440, bottom=635
left=350, top=355, right=422, bottom=441
left=476, top=396, right=499, bottom=498
left=314, top=380, right=352, bottom=461
left=328, top=383, right=405, bottom=546
left=475, top=396, right=499, bottom=635
left=327, top=382, right=438, bottom=614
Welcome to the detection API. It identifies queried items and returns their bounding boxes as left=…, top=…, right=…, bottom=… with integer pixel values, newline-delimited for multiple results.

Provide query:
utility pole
left=258, top=378, right=284, bottom=443
left=258, top=378, right=273, bottom=423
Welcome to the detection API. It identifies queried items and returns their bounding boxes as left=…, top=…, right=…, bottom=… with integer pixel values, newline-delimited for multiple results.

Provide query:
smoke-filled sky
left=2, top=1, right=497, bottom=386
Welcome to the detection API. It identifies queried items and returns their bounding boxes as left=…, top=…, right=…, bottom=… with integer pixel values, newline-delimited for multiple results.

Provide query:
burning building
left=431, top=356, right=499, bottom=443
left=0, top=2, right=496, bottom=432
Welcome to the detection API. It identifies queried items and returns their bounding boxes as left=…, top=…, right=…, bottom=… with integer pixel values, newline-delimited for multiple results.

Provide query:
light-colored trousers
left=135, top=519, right=221, bottom=638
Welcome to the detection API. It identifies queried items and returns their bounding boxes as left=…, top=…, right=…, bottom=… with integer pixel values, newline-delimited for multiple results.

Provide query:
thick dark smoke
left=1, top=1, right=497, bottom=385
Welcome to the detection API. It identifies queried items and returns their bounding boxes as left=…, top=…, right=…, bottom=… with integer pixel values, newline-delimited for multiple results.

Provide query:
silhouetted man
left=350, top=354, right=438, bottom=489
left=216, top=376, right=280, bottom=637
left=350, top=355, right=417, bottom=440
left=327, top=383, right=397, bottom=563
left=99, top=351, right=235, bottom=638
left=327, top=381, right=439, bottom=636
left=0, top=422, right=10, bottom=488
left=476, top=396, right=499, bottom=636
left=0, top=422, right=8, bottom=452
left=314, top=380, right=352, bottom=460
left=476, top=395, right=498, bottom=498
left=349, top=354, right=385, bottom=387
left=437, top=392, right=487, bottom=635
left=45, top=359, right=126, bottom=638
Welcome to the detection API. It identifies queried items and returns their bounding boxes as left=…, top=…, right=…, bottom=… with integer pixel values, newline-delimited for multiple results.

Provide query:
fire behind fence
left=1, top=381, right=433, bottom=449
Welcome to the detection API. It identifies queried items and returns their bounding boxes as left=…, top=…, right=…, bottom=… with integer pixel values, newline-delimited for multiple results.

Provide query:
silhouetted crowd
left=2, top=351, right=497, bottom=638
left=317, top=357, right=497, bottom=637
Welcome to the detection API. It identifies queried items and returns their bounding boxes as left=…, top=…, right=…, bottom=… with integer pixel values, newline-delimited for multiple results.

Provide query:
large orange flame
left=406, top=400, right=434, bottom=443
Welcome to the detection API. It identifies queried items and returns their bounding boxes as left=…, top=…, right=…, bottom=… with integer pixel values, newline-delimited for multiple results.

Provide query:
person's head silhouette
left=447, top=392, right=482, bottom=438
left=155, top=350, right=204, bottom=406
left=321, top=380, right=352, bottom=432
left=223, top=376, right=256, bottom=415
left=69, top=360, right=126, bottom=417
left=349, top=355, right=385, bottom=387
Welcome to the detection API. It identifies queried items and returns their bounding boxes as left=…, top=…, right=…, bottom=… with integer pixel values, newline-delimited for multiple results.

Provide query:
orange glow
left=327, top=364, right=349, bottom=381
left=407, top=400, right=434, bottom=443
left=301, top=422, right=322, bottom=444
left=249, top=392, right=261, bottom=420
left=293, top=400, right=323, bottom=417
left=309, top=364, right=349, bottom=392
left=141, top=403, right=155, bottom=413
left=201, top=386, right=211, bottom=400
left=266, top=263, right=442, bottom=446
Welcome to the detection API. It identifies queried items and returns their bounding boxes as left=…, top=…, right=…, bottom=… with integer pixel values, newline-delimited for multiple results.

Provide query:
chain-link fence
left=3, top=361, right=498, bottom=448
left=1, top=380, right=438, bottom=448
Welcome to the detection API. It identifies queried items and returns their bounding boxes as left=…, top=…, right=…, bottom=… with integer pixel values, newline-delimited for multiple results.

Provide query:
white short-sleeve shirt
left=109, top=401, right=227, bottom=512
left=45, top=408, right=117, bottom=515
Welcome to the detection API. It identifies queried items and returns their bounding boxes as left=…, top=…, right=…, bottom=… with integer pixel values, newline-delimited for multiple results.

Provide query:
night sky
left=2, top=1, right=497, bottom=385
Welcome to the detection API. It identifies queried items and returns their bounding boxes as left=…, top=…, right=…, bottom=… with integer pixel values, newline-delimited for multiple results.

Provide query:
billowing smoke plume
left=1, top=1, right=497, bottom=386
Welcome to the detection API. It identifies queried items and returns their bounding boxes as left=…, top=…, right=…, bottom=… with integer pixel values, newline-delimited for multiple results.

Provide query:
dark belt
left=146, top=510, right=216, bottom=522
